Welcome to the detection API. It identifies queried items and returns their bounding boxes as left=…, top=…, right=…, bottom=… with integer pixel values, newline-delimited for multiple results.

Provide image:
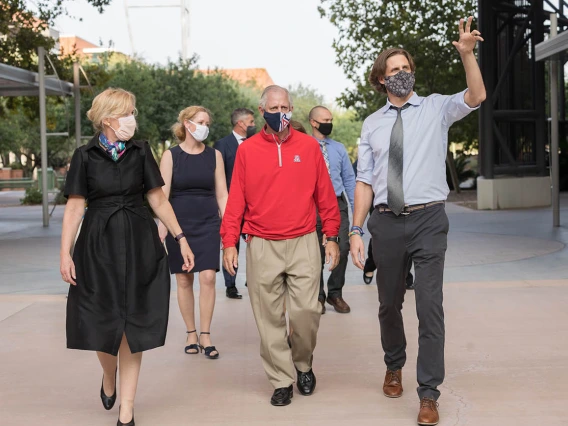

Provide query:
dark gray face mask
left=384, top=71, right=415, bottom=98
left=246, top=125, right=257, bottom=138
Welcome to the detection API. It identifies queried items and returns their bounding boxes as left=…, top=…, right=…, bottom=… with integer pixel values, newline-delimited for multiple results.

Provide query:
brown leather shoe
left=326, top=296, right=350, bottom=313
left=382, top=369, right=403, bottom=398
left=318, top=298, right=326, bottom=314
left=417, top=397, right=439, bottom=425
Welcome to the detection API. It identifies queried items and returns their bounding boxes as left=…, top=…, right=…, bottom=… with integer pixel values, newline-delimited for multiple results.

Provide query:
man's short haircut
left=231, top=108, right=254, bottom=127
left=308, top=105, right=330, bottom=121
left=259, top=85, right=294, bottom=109
left=369, top=48, right=416, bottom=93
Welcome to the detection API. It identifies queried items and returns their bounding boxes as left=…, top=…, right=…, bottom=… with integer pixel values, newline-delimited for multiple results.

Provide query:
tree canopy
left=319, top=0, right=478, bottom=148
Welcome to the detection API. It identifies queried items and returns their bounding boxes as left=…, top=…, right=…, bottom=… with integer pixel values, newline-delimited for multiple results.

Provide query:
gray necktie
left=318, top=140, right=331, bottom=175
left=387, top=104, right=410, bottom=216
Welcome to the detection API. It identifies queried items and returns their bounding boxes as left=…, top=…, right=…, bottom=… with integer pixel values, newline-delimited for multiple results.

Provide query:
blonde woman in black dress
left=158, top=106, right=228, bottom=359
left=60, top=88, right=194, bottom=426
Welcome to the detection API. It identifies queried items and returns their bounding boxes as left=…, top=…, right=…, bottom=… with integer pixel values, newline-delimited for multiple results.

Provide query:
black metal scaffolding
left=478, top=0, right=567, bottom=179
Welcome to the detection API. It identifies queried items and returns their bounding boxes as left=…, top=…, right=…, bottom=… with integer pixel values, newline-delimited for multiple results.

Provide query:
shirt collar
left=232, top=130, right=246, bottom=142
left=380, top=92, right=422, bottom=114
left=260, top=124, right=293, bottom=144
left=314, top=136, right=330, bottom=145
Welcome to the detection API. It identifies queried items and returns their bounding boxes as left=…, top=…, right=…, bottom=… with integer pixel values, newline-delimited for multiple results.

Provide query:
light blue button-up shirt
left=357, top=90, right=479, bottom=206
left=316, top=137, right=356, bottom=212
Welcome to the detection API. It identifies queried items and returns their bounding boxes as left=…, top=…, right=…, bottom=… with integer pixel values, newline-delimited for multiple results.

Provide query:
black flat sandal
left=184, top=330, right=199, bottom=354
left=199, top=332, right=219, bottom=359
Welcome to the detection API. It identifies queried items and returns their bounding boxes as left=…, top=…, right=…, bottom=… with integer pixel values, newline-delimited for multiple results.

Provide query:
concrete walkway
left=1, top=195, right=568, bottom=425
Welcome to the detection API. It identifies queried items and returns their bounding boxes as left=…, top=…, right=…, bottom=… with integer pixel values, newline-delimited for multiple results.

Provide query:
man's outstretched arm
left=453, top=16, right=486, bottom=107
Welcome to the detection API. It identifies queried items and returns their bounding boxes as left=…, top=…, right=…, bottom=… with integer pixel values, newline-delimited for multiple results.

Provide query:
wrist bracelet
left=174, top=232, right=186, bottom=243
left=348, top=231, right=362, bottom=238
left=349, top=226, right=364, bottom=236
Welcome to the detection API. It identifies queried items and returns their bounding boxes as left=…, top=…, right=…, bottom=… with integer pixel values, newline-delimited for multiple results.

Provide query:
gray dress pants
left=367, top=203, right=448, bottom=401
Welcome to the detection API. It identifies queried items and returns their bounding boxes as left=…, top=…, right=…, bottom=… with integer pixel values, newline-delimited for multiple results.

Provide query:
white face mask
left=188, top=121, right=210, bottom=142
left=109, top=115, right=136, bottom=141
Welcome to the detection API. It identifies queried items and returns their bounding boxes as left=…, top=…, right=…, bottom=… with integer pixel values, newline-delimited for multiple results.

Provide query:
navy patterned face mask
left=384, top=71, right=415, bottom=98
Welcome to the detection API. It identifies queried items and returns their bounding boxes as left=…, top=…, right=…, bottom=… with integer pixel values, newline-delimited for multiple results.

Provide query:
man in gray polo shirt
left=350, top=17, right=486, bottom=426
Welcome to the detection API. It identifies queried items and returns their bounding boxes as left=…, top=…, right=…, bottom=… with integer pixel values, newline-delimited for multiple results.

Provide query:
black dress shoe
left=296, top=368, right=316, bottom=396
left=271, top=385, right=293, bottom=406
left=226, top=286, right=242, bottom=299
left=117, top=406, right=135, bottom=426
left=100, top=368, right=117, bottom=410
left=363, top=271, right=374, bottom=284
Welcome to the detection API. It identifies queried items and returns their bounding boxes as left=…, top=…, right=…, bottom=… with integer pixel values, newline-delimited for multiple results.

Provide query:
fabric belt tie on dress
left=88, top=195, right=147, bottom=228
left=376, top=200, right=444, bottom=215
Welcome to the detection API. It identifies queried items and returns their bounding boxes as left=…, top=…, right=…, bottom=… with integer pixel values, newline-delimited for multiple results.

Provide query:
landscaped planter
left=0, top=168, right=11, bottom=179
left=10, top=169, right=24, bottom=178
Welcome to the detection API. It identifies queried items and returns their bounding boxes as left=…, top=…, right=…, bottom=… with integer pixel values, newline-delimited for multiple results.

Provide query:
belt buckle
left=400, top=205, right=411, bottom=216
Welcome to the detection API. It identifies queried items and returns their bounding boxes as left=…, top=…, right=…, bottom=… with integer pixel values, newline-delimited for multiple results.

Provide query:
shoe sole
left=271, top=393, right=293, bottom=406
left=417, top=422, right=438, bottom=426
left=383, top=392, right=403, bottom=398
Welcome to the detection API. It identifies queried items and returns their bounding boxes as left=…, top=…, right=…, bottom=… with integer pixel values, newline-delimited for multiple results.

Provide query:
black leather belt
left=376, top=201, right=445, bottom=215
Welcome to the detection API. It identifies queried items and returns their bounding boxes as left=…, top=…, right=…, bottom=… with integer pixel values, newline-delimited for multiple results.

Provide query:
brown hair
left=290, top=119, right=307, bottom=134
left=368, top=48, right=416, bottom=93
left=86, top=88, right=136, bottom=131
left=171, top=106, right=212, bottom=142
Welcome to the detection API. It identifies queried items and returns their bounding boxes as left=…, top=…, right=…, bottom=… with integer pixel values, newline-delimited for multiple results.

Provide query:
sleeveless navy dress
left=165, top=145, right=221, bottom=273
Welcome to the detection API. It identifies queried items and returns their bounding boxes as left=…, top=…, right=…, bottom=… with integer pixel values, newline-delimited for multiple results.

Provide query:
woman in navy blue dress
left=158, top=106, right=228, bottom=359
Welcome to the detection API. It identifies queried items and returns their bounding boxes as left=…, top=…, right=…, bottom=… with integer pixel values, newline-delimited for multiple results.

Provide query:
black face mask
left=246, top=125, right=257, bottom=138
left=315, top=121, right=333, bottom=136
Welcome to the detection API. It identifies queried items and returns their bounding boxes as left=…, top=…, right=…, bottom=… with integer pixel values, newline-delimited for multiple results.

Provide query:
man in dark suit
left=214, top=108, right=256, bottom=299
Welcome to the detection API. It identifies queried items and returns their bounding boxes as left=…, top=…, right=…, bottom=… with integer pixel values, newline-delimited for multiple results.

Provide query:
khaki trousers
left=246, top=232, right=322, bottom=388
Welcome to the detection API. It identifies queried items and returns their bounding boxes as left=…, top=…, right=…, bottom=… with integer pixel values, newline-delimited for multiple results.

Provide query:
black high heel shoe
left=363, top=271, right=374, bottom=285
left=100, top=368, right=117, bottom=410
left=199, top=332, right=219, bottom=359
left=117, top=405, right=135, bottom=426
left=184, top=330, right=199, bottom=354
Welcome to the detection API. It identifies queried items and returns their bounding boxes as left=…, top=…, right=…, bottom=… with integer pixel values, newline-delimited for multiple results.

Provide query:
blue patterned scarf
left=99, top=133, right=126, bottom=161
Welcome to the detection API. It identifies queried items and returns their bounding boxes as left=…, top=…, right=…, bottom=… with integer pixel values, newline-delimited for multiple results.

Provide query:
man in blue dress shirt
left=349, top=17, right=486, bottom=426
left=310, top=106, right=356, bottom=314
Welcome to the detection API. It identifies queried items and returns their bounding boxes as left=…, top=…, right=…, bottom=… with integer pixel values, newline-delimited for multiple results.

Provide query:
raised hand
left=452, top=16, right=484, bottom=55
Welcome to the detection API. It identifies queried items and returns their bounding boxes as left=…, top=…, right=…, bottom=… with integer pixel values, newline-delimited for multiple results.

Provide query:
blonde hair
left=172, top=106, right=212, bottom=142
left=86, top=88, right=136, bottom=131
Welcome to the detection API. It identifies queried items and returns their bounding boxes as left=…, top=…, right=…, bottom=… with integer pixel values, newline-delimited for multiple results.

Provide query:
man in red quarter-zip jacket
left=221, top=85, right=340, bottom=407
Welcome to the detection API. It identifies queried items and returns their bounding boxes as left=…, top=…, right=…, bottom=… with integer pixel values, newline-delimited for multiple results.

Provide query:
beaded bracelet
left=348, top=230, right=363, bottom=238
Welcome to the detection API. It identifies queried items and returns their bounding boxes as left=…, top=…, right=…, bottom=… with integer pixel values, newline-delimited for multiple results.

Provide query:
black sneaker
left=226, top=286, right=242, bottom=299
left=270, top=385, right=293, bottom=406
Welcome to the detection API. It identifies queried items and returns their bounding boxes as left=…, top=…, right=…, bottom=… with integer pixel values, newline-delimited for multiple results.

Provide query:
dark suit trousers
left=316, top=195, right=350, bottom=299
left=367, top=203, right=448, bottom=401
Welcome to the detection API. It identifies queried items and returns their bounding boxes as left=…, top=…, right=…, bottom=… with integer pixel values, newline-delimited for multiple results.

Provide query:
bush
left=20, top=187, right=43, bottom=205
left=8, top=162, right=23, bottom=170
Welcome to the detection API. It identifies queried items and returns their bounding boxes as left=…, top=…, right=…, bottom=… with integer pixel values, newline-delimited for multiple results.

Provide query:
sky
left=53, top=0, right=353, bottom=104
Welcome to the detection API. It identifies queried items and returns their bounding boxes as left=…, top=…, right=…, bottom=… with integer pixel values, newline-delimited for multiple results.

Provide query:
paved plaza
left=1, top=194, right=568, bottom=425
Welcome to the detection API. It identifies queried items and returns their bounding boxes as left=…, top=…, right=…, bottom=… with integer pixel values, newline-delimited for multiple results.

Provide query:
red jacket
left=221, top=125, right=340, bottom=248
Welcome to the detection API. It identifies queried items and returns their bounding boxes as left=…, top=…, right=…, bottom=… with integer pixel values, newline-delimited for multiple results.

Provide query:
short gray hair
left=230, top=108, right=254, bottom=127
left=259, top=85, right=293, bottom=109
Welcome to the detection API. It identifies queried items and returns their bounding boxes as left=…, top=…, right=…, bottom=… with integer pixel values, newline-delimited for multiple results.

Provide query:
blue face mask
left=263, top=110, right=292, bottom=132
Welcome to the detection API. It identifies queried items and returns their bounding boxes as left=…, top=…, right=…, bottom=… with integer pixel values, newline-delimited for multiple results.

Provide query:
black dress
left=165, top=145, right=220, bottom=273
left=64, top=135, right=170, bottom=356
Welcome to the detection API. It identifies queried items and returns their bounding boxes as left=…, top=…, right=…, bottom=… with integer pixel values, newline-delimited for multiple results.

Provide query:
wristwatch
left=326, top=236, right=340, bottom=244
left=174, top=232, right=186, bottom=243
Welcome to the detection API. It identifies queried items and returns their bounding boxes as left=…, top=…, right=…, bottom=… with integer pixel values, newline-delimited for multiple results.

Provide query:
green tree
left=1, top=0, right=112, bottom=71
left=319, top=0, right=478, bottom=149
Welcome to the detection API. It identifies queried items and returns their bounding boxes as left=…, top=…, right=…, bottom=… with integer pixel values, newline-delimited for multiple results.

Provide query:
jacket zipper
left=272, top=134, right=283, bottom=167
